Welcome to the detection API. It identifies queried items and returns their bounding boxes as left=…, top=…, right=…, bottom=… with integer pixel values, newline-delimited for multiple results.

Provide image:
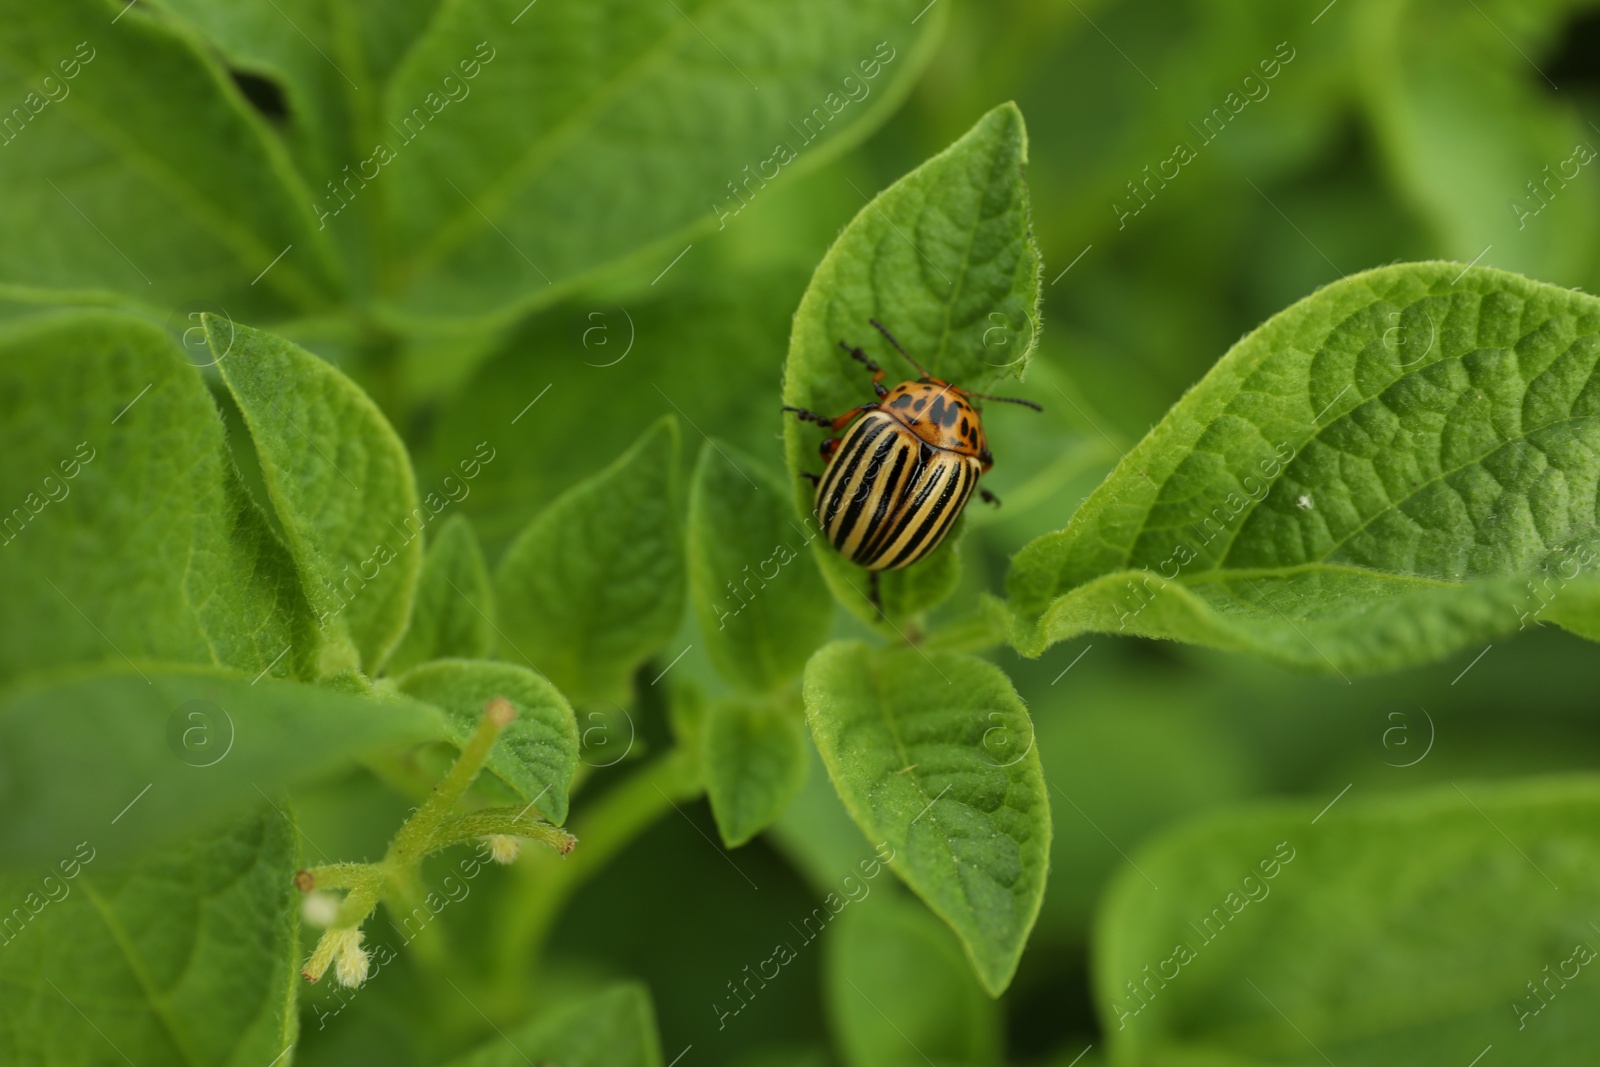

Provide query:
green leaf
left=826, top=895, right=1002, bottom=1067
left=1009, top=262, right=1600, bottom=673
left=494, top=417, right=684, bottom=703
left=441, top=984, right=663, bottom=1067
left=0, top=805, right=300, bottom=1066
left=0, top=310, right=315, bottom=684
left=1096, top=777, right=1600, bottom=1065
left=213, top=317, right=423, bottom=675
left=387, top=514, right=496, bottom=676
left=0, top=666, right=445, bottom=869
left=379, top=0, right=941, bottom=326
left=394, top=659, right=579, bottom=824
left=688, top=439, right=832, bottom=694
left=802, top=640, right=1051, bottom=996
left=703, top=694, right=808, bottom=848
left=782, top=102, right=1042, bottom=624
left=0, top=0, right=342, bottom=316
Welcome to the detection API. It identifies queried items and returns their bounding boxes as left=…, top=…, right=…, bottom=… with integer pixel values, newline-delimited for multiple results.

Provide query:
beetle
left=783, top=319, right=1041, bottom=609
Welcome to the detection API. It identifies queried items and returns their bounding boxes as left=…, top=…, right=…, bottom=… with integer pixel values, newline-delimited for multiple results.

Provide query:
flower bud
left=486, top=834, right=520, bottom=865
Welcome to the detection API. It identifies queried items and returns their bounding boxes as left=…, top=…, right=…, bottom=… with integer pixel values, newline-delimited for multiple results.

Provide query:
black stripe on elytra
left=885, top=459, right=968, bottom=569
left=919, top=462, right=975, bottom=560
left=858, top=441, right=941, bottom=564
left=832, top=428, right=904, bottom=545
left=818, top=416, right=892, bottom=524
left=855, top=436, right=915, bottom=555
left=858, top=441, right=929, bottom=563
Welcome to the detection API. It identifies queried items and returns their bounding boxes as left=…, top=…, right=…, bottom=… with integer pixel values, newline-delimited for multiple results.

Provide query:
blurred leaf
left=1009, top=262, right=1600, bottom=673
left=1097, top=777, right=1600, bottom=1064
left=416, top=261, right=807, bottom=557
left=441, top=984, right=663, bottom=1067
left=783, top=102, right=1041, bottom=624
left=0, top=666, right=445, bottom=869
left=1029, top=673, right=1262, bottom=945
left=394, top=658, right=579, bottom=824
left=0, top=311, right=315, bottom=683
left=703, top=694, right=808, bottom=848
left=387, top=514, right=495, bottom=676
left=0, top=806, right=300, bottom=1066
left=825, top=894, right=1002, bottom=1067
left=213, top=317, right=423, bottom=675
left=1360, top=0, right=1600, bottom=285
left=380, top=0, right=940, bottom=326
left=688, top=440, right=832, bottom=694
left=0, top=0, right=341, bottom=316
left=802, top=640, right=1051, bottom=996
left=768, top=742, right=892, bottom=901
left=142, top=0, right=442, bottom=217
left=494, top=417, right=684, bottom=703
left=1006, top=1, right=1347, bottom=247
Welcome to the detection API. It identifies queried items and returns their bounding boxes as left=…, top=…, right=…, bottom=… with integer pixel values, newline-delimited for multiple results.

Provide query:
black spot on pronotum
left=230, top=69, right=290, bottom=122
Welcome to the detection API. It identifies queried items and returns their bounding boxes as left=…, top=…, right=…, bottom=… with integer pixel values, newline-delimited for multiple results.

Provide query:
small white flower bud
left=486, top=834, right=520, bottom=865
left=334, top=929, right=370, bottom=988
left=301, top=891, right=340, bottom=928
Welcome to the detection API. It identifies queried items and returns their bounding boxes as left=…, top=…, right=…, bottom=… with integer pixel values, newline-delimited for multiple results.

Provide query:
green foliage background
left=5, top=0, right=1600, bottom=1065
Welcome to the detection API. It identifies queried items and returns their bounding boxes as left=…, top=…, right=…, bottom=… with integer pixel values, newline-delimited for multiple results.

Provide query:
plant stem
left=493, top=748, right=701, bottom=988
left=438, top=807, right=577, bottom=855
left=385, top=697, right=513, bottom=874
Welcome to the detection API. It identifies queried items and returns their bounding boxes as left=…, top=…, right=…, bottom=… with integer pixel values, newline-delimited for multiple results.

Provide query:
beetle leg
left=783, top=404, right=876, bottom=432
left=979, top=487, right=1001, bottom=508
left=800, top=471, right=821, bottom=487
left=838, top=340, right=889, bottom=398
left=869, top=570, right=882, bottom=618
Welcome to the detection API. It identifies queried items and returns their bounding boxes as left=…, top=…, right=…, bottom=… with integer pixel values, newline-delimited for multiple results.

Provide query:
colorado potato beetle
left=784, top=319, right=1040, bottom=607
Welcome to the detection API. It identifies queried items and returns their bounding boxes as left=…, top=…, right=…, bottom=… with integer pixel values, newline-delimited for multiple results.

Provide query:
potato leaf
left=0, top=666, right=446, bottom=869
left=387, top=514, right=496, bottom=676
left=395, top=658, right=579, bottom=824
left=688, top=439, right=832, bottom=694
left=213, top=317, right=423, bottom=675
left=440, top=983, right=663, bottom=1067
left=1009, top=263, right=1600, bottom=674
left=1097, top=777, right=1600, bottom=1064
left=702, top=694, right=808, bottom=848
left=783, top=102, right=1042, bottom=624
left=0, top=311, right=315, bottom=684
left=803, top=640, right=1050, bottom=996
left=494, top=417, right=684, bottom=704
left=0, top=806, right=301, bottom=1066
left=825, top=895, right=1002, bottom=1067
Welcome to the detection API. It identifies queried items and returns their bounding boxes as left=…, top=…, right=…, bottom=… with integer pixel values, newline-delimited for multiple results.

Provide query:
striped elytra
left=784, top=320, right=1040, bottom=582
left=815, top=409, right=981, bottom=571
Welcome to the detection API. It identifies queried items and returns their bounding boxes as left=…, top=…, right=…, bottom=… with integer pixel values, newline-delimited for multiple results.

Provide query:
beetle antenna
left=963, top=390, right=1043, bottom=411
left=869, top=318, right=933, bottom=378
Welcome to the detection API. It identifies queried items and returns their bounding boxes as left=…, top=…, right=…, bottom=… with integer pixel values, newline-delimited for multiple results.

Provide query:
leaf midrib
left=77, top=877, right=207, bottom=1067
left=0, top=37, right=332, bottom=311
left=866, top=655, right=1013, bottom=977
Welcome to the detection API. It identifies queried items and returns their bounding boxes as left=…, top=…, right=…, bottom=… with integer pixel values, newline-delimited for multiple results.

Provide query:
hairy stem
left=386, top=697, right=514, bottom=872
left=439, top=807, right=577, bottom=855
